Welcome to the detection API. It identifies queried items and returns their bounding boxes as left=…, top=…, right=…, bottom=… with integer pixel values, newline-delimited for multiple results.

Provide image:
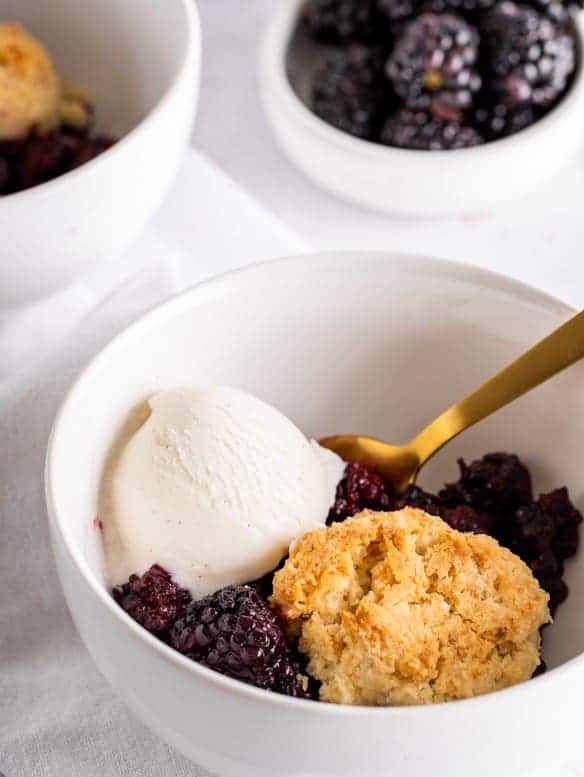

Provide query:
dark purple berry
left=473, top=100, right=538, bottom=139
left=442, top=504, right=494, bottom=533
left=526, top=0, right=582, bottom=22
left=440, top=453, right=533, bottom=512
left=381, top=107, right=483, bottom=148
left=0, top=127, right=115, bottom=195
left=312, top=46, right=396, bottom=140
left=386, top=13, right=482, bottom=120
left=328, top=461, right=393, bottom=523
left=481, top=1, right=576, bottom=109
left=392, top=483, right=443, bottom=515
left=170, top=585, right=313, bottom=698
left=304, top=0, right=382, bottom=42
left=113, top=564, right=192, bottom=638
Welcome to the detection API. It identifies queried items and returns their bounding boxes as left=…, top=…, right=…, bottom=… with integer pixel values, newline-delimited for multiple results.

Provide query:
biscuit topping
left=273, top=508, right=550, bottom=705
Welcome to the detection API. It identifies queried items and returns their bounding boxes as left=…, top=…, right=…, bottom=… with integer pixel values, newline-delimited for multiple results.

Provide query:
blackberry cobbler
left=0, top=23, right=115, bottom=195
left=103, top=387, right=581, bottom=705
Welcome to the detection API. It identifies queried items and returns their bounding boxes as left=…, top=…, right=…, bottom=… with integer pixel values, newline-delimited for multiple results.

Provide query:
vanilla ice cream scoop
left=0, top=23, right=92, bottom=141
left=105, top=387, right=345, bottom=598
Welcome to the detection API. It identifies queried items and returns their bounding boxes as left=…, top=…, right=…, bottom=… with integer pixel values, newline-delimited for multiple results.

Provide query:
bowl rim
left=261, top=0, right=584, bottom=162
left=45, top=250, right=583, bottom=717
left=0, top=0, right=200, bottom=205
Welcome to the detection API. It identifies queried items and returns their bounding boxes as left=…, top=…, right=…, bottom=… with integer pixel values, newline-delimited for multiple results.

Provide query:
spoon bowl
left=319, top=434, right=420, bottom=491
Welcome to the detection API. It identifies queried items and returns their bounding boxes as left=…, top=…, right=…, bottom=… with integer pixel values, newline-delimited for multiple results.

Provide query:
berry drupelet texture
left=525, top=0, right=583, bottom=22
left=113, top=564, right=192, bottom=639
left=304, top=0, right=382, bottom=42
left=472, top=100, right=538, bottom=139
left=312, top=46, right=395, bottom=140
left=386, top=13, right=482, bottom=120
left=481, top=1, right=576, bottom=109
left=381, top=107, right=483, bottom=148
left=328, top=461, right=393, bottom=523
left=170, top=585, right=313, bottom=698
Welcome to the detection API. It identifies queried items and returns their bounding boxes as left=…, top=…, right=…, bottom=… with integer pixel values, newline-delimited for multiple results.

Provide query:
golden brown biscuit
left=0, top=23, right=61, bottom=139
left=0, top=23, right=92, bottom=141
left=273, top=508, right=550, bottom=705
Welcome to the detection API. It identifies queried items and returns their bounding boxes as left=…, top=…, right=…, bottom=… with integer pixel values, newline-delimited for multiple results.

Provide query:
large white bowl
left=259, top=0, right=584, bottom=216
left=46, top=253, right=584, bottom=777
left=0, top=0, right=200, bottom=309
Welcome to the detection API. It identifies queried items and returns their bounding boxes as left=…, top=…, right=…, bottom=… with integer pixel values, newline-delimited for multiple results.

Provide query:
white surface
left=106, top=386, right=343, bottom=597
left=0, top=0, right=200, bottom=308
left=0, top=148, right=306, bottom=777
left=47, top=252, right=584, bottom=777
left=194, top=0, right=584, bottom=310
left=260, top=0, right=584, bottom=215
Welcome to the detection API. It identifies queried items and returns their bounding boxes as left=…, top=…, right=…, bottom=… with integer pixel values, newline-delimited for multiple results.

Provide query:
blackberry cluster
left=304, top=0, right=579, bottom=148
left=0, top=128, right=115, bottom=195
left=113, top=564, right=192, bottom=639
left=328, top=460, right=393, bottom=523
left=170, top=585, right=313, bottom=698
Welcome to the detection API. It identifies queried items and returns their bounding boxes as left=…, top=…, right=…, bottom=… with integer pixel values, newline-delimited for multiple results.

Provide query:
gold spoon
left=320, top=309, right=584, bottom=493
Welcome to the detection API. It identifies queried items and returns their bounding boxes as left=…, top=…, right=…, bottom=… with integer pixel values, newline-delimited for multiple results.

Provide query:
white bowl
left=0, top=0, right=200, bottom=310
left=259, top=0, right=584, bottom=216
left=46, top=252, right=584, bottom=777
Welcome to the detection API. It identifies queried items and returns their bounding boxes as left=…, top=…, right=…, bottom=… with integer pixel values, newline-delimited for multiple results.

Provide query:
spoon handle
left=411, top=309, right=584, bottom=466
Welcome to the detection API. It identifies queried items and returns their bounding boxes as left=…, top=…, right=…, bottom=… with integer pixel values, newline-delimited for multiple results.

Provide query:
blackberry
left=304, top=0, right=381, bottom=42
left=377, top=0, right=424, bottom=23
left=439, top=453, right=533, bottom=513
left=170, top=585, right=312, bottom=698
left=328, top=461, right=393, bottom=523
left=442, top=504, right=494, bottom=533
left=312, top=46, right=395, bottom=140
left=510, top=489, right=582, bottom=602
left=113, top=565, right=192, bottom=639
left=481, top=1, right=576, bottom=109
left=0, top=129, right=115, bottom=195
left=391, top=484, right=443, bottom=515
left=473, top=100, right=538, bottom=139
left=526, top=0, right=583, bottom=22
left=386, top=13, right=482, bottom=120
left=381, top=108, right=484, bottom=148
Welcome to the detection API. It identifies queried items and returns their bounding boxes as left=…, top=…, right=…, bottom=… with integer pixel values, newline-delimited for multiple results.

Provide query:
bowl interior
left=49, top=252, right=584, bottom=675
left=0, top=0, right=191, bottom=136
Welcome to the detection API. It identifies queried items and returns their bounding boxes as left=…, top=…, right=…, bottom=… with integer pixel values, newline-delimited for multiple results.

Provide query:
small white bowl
left=0, top=0, right=200, bottom=310
left=259, top=0, right=584, bottom=216
left=46, top=252, right=584, bottom=777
